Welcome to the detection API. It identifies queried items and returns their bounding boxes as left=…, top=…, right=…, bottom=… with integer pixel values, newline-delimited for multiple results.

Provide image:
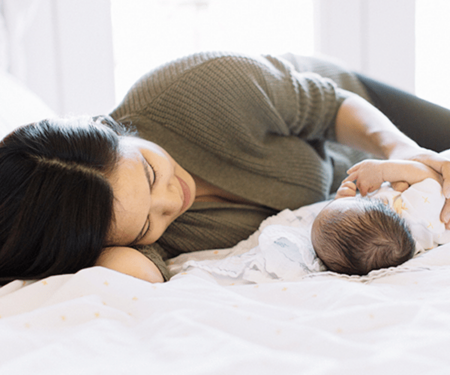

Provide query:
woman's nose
left=151, top=176, right=180, bottom=216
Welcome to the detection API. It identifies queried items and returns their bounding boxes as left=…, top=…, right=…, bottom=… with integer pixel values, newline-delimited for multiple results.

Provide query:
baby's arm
left=344, top=159, right=443, bottom=196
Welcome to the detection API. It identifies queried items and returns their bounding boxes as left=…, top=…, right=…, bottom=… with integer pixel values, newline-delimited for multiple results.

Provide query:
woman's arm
left=96, top=247, right=164, bottom=283
left=335, top=94, right=450, bottom=224
left=335, top=94, right=420, bottom=158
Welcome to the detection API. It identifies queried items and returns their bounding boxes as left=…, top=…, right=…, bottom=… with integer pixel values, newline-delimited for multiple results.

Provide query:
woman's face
left=107, top=137, right=196, bottom=246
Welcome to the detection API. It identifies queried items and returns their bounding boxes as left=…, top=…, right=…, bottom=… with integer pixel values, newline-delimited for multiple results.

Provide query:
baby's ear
left=391, top=181, right=409, bottom=192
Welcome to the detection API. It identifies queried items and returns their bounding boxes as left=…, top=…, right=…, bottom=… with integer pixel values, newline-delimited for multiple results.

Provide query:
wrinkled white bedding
left=2, top=201, right=450, bottom=375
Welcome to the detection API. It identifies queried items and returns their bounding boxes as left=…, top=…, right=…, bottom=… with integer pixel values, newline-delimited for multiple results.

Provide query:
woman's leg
left=355, top=73, right=450, bottom=152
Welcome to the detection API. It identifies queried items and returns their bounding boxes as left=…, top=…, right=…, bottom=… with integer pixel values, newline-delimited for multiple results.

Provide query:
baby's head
left=311, top=197, right=415, bottom=275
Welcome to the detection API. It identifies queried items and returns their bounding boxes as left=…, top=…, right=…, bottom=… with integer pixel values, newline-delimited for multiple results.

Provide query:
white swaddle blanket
left=371, top=178, right=450, bottom=251
left=168, top=202, right=327, bottom=284
left=168, top=198, right=433, bottom=285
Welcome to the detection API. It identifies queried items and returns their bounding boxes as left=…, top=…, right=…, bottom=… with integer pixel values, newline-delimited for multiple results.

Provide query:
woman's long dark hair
left=0, top=116, right=131, bottom=284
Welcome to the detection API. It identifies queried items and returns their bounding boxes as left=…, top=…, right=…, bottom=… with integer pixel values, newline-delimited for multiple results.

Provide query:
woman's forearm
left=335, top=93, right=450, bottom=227
left=335, top=94, right=419, bottom=159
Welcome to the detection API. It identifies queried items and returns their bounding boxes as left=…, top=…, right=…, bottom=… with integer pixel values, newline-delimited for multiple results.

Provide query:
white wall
left=5, top=0, right=418, bottom=115
left=314, top=0, right=416, bottom=94
left=11, top=0, right=116, bottom=116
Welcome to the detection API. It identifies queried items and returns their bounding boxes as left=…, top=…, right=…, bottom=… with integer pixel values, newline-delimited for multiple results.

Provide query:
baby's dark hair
left=312, top=198, right=415, bottom=275
left=0, top=115, right=133, bottom=284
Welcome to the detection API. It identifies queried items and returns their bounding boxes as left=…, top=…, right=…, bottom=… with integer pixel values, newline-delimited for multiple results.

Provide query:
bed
left=2, top=188, right=450, bottom=374
left=2, top=72, right=450, bottom=373
left=3, top=19, right=450, bottom=375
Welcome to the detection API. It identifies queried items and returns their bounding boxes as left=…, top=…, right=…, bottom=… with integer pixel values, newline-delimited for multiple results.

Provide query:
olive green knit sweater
left=110, top=52, right=372, bottom=280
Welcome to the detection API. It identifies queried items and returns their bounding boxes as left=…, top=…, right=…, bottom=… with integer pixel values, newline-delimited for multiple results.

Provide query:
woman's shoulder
left=110, top=52, right=287, bottom=120
left=126, top=52, right=284, bottom=90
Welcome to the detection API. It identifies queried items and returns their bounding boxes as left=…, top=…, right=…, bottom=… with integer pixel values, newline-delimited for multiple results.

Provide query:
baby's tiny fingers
left=346, top=164, right=360, bottom=174
left=356, top=181, right=372, bottom=196
left=391, top=181, right=409, bottom=192
left=341, top=181, right=357, bottom=190
left=343, top=172, right=358, bottom=183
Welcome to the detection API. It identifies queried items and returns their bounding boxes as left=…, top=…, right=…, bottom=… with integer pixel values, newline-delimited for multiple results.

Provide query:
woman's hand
left=389, top=148, right=450, bottom=226
left=96, top=246, right=164, bottom=283
left=412, top=152, right=450, bottom=227
left=334, top=94, right=450, bottom=227
left=345, top=153, right=450, bottom=228
left=398, top=149, right=450, bottom=194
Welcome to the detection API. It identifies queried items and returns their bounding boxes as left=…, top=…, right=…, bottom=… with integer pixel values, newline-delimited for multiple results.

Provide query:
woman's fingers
left=407, top=151, right=450, bottom=224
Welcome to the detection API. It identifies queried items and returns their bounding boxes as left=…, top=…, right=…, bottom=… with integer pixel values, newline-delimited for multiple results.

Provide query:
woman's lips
left=176, top=176, right=191, bottom=213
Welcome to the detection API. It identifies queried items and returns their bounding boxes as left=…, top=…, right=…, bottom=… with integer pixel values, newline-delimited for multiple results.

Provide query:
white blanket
left=2, top=201, right=450, bottom=374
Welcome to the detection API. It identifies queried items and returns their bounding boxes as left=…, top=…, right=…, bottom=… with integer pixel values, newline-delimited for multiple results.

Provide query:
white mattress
left=2, top=201, right=450, bottom=374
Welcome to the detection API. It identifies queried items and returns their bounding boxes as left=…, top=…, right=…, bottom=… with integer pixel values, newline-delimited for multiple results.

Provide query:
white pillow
left=0, top=71, right=55, bottom=140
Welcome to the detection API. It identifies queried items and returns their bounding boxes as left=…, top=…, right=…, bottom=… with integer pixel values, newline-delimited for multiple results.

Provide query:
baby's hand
left=391, top=181, right=410, bottom=192
left=343, top=159, right=385, bottom=196
left=335, top=181, right=357, bottom=199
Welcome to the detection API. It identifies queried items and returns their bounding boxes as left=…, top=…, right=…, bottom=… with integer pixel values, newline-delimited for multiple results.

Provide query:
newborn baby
left=311, top=159, right=449, bottom=275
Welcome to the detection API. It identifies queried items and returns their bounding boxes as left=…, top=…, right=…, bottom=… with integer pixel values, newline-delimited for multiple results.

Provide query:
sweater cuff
left=325, top=87, right=353, bottom=142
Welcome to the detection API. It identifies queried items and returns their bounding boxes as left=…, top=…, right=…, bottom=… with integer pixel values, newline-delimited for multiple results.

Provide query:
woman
left=1, top=52, right=450, bottom=284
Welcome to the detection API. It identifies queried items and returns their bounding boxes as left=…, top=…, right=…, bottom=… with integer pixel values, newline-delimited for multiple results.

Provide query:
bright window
left=110, top=0, right=314, bottom=104
left=415, top=0, right=450, bottom=109
left=111, top=1, right=450, bottom=111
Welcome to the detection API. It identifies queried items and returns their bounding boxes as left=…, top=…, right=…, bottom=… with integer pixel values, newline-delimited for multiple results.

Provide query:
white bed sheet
left=2, top=202, right=450, bottom=375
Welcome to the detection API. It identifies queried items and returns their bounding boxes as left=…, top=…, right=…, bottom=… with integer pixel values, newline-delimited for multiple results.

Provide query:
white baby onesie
left=371, top=178, right=450, bottom=252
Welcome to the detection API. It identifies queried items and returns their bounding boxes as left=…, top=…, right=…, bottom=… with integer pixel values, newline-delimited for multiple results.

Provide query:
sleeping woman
left=1, top=52, right=450, bottom=284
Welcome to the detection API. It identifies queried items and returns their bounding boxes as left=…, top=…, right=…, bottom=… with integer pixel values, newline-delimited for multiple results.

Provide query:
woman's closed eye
left=127, top=157, right=156, bottom=247
left=143, top=158, right=157, bottom=188
left=128, top=215, right=151, bottom=246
